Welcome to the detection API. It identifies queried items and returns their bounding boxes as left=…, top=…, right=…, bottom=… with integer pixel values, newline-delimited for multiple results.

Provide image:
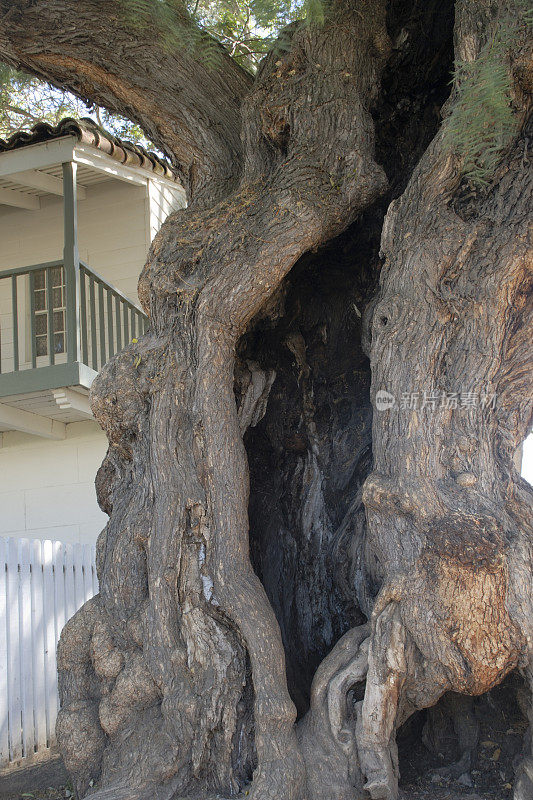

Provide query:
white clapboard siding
left=0, top=536, right=98, bottom=767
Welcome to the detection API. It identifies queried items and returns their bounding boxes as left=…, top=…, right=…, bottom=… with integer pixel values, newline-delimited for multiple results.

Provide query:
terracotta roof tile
left=0, top=117, right=180, bottom=182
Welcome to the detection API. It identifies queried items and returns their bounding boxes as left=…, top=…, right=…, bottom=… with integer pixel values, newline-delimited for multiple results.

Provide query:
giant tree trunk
left=54, top=4, right=391, bottom=797
left=357, top=96, right=533, bottom=800
left=2, top=0, right=530, bottom=798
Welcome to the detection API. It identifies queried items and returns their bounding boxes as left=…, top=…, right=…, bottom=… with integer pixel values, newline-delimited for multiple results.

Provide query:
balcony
left=0, top=258, right=147, bottom=436
left=0, top=162, right=148, bottom=439
left=0, top=257, right=147, bottom=385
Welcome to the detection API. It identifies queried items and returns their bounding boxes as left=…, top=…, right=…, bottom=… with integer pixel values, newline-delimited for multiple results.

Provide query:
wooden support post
left=63, top=162, right=80, bottom=364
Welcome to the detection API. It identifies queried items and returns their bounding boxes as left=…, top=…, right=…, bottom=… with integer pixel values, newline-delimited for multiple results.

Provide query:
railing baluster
left=98, top=282, right=106, bottom=369
left=46, top=267, right=55, bottom=366
left=63, top=162, right=80, bottom=364
left=130, top=307, right=136, bottom=342
left=29, top=272, right=36, bottom=369
left=11, top=276, right=19, bottom=372
left=89, top=276, right=98, bottom=371
left=80, top=266, right=88, bottom=366
left=115, top=296, right=122, bottom=352
left=107, top=290, right=114, bottom=359
left=123, top=301, right=130, bottom=345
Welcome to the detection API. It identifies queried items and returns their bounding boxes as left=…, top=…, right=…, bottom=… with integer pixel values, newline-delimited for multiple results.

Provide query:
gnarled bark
left=53, top=2, right=391, bottom=797
left=1, top=0, right=530, bottom=798
left=350, top=3, right=533, bottom=796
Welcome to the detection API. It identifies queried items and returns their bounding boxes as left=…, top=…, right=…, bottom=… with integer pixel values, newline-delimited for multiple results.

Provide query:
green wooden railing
left=79, top=261, right=148, bottom=372
left=0, top=259, right=147, bottom=377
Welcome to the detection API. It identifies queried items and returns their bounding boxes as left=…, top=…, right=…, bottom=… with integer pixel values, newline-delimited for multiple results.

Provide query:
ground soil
left=0, top=777, right=512, bottom=800
left=0, top=674, right=524, bottom=800
left=397, top=673, right=527, bottom=800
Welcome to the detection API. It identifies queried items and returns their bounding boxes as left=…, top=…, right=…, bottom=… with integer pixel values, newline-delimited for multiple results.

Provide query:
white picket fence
left=0, top=537, right=98, bottom=768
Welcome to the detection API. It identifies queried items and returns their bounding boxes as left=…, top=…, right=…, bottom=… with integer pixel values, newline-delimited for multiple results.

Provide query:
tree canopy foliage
left=0, top=62, right=150, bottom=141
left=443, top=2, right=532, bottom=185
left=0, top=0, right=310, bottom=142
left=123, top=0, right=310, bottom=69
left=0, top=0, right=525, bottom=184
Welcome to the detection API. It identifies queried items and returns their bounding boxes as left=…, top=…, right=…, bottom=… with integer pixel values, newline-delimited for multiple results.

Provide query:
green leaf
left=442, top=8, right=524, bottom=186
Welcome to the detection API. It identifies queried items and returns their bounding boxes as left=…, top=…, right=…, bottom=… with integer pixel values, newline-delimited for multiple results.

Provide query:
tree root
left=300, top=623, right=370, bottom=800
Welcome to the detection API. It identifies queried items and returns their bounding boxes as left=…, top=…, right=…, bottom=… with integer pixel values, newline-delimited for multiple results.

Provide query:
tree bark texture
left=355, top=6, right=533, bottom=794
left=0, top=1, right=531, bottom=799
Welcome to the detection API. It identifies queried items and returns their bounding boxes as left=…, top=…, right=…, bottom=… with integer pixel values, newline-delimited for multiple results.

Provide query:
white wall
left=148, top=179, right=184, bottom=242
left=0, top=421, right=107, bottom=545
left=0, top=173, right=185, bottom=373
left=522, top=432, right=533, bottom=486
left=0, top=174, right=185, bottom=302
left=0, top=179, right=140, bottom=546
left=0, top=179, right=148, bottom=372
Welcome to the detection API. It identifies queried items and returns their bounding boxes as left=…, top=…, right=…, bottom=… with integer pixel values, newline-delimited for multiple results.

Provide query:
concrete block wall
left=0, top=421, right=107, bottom=545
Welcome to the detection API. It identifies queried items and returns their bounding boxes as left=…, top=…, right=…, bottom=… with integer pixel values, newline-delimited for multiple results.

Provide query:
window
left=33, top=266, right=66, bottom=356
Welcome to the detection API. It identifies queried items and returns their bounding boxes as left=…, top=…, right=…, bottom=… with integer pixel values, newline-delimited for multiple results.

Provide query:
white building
left=0, top=118, right=186, bottom=546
